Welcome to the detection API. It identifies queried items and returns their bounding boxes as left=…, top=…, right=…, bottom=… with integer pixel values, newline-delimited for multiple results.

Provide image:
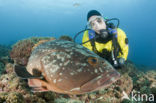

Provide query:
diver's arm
left=117, top=28, right=129, bottom=61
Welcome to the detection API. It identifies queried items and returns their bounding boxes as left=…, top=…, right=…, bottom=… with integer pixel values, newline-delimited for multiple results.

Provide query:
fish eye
left=87, top=57, right=98, bottom=66
left=91, top=58, right=97, bottom=63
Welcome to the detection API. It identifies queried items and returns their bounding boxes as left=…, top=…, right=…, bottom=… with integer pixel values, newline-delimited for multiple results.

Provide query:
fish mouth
left=80, top=70, right=120, bottom=92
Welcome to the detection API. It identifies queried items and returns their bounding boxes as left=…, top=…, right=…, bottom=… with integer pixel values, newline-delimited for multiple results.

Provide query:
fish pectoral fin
left=31, top=86, right=50, bottom=92
left=28, top=79, right=50, bottom=92
left=14, top=65, right=41, bottom=79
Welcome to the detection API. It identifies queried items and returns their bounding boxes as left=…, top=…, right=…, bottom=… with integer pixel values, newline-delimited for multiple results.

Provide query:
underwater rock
left=10, top=37, right=55, bottom=66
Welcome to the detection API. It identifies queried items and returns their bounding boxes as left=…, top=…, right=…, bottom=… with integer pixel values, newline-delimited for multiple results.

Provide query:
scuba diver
left=76, top=10, right=129, bottom=68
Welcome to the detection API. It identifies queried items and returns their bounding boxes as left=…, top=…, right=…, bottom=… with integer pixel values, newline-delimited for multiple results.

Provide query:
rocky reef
left=10, top=37, right=55, bottom=66
left=0, top=44, right=11, bottom=58
left=0, top=62, right=5, bottom=75
left=0, top=44, right=11, bottom=75
left=0, top=37, right=155, bottom=103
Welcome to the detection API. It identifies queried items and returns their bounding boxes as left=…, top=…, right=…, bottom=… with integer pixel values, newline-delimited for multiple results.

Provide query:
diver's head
left=87, top=10, right=107, bottom=34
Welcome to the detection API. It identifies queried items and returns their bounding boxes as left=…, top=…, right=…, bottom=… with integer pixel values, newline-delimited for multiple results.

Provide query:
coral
left=34, top=92, right=56, bottom=103
left=23, top=94, right=47, bottom=103
left=10, top=37, right=55, bottom=66
left=59, top=35, right=73, bottom=41
left=119, top=61, right=156, bottom=103
left=0, top=92, right=24, bottom=103
left=129, top=69, right=156, bottom=95
left=0, top=64, right=29, bottom=92
left=6, top=92, right=24, bottom=103
left=145, top=70, right=156, bottom=88
left=151, top=87, right=156, bottom=96
left=0, top=92, right=8, bottom=102
left=0, top=63, right=57, bottom=103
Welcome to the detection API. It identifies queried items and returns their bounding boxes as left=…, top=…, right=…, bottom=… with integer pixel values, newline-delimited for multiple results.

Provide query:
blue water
left=0, top=0, right=156, bottom=68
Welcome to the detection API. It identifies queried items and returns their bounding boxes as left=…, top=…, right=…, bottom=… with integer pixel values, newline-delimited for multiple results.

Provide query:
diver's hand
left=113, top=58, right=125, bottom=68
left=113, top=60, right=119, bottom=68
left=118, top=58, right=125, bottom=66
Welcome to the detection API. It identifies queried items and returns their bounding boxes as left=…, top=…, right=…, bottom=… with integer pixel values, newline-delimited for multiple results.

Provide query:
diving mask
left=88, top=16, right=106, bottom=32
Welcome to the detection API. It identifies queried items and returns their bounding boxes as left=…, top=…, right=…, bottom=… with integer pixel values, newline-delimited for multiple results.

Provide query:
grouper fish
left=14, top=40, right=120, bottom=94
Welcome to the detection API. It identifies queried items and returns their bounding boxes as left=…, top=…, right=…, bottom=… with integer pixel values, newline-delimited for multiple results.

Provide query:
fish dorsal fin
left=14, top=65, right=41, bottom=79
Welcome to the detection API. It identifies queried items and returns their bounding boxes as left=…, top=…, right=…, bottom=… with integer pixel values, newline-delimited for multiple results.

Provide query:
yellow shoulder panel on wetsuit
left=82, top=30, right=92, bottom=51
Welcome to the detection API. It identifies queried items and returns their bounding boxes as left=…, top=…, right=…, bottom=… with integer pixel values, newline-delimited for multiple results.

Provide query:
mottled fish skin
left=26, top=40, right=120, bottom=94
